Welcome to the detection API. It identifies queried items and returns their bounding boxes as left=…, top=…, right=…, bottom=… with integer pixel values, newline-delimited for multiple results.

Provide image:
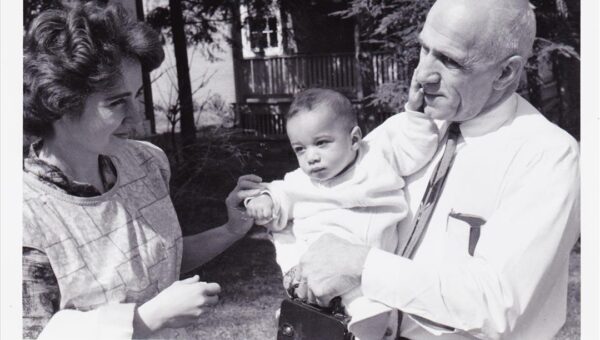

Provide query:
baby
left=246, top=88, right=438, bottom=340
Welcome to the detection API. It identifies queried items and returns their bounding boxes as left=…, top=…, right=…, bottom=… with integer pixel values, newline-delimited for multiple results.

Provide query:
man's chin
left=424, top=105, right=456, bottom=121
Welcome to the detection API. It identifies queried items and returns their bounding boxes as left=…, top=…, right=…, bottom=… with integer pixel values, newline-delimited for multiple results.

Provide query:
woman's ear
left=493, top=55, right=524, bottom=91
left=350, top=126, right=362, bottom=150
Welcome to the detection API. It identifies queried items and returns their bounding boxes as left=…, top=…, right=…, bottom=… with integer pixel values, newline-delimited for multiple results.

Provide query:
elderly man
left=293, top=0, right=580, bottom=339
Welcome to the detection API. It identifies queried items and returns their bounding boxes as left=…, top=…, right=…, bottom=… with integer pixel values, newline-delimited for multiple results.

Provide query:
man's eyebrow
left=105, top=92, right=131, bottom=101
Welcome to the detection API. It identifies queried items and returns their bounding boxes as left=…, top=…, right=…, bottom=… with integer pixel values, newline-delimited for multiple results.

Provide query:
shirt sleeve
left=23, top=247, right=60, bottom=339
left=22, top=248, right=137, bottom=340
left=264, top=176, right=296, bottom=232
left=361, top=140, right=580, bottom=339
left=364, top=109, right=439, bottom=176
left=134, top=140, right=171, bottom=189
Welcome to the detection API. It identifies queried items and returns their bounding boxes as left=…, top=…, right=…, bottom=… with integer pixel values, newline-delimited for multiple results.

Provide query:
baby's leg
left=271, top=228, right=308, bottom=275
left=342, top=288, right=392, bottom=340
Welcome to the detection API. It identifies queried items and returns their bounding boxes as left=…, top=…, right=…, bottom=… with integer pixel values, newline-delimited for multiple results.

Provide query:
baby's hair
left=286, top=88, right=357, bottom=128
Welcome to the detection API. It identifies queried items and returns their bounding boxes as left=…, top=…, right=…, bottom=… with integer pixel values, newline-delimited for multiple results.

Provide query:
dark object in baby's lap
left=277, top=294, right=353, bottom=340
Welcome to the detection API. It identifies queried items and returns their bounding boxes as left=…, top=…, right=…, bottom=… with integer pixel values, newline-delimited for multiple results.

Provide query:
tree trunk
left=169, top=0, right=196, bottom=147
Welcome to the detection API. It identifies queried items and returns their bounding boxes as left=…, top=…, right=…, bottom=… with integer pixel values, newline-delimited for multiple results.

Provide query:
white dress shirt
left=361, top=94, right=580, bottom=340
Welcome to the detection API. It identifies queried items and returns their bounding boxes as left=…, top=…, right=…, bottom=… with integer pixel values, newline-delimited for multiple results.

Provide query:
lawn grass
left=167, top=136, right=580, bottom=339
left=185, top=230, right=580, bottom=340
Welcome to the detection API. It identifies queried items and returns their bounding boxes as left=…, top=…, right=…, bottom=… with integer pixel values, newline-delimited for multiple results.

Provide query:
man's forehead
left=426, top=0, right=490, bottom=46
left=419, top=0, right=500, bottom=63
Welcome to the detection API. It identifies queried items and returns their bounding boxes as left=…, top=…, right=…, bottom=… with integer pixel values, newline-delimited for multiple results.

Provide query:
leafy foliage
left=146, top=0, right=273, bottom=61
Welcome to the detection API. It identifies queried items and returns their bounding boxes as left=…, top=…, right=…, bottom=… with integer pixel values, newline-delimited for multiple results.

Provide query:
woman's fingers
left=237, top=174, right=263, bottom=188
left=200, top=294, right=219, bottom=306
left=202, top=282, right=222, bottom=296
left=236, top=189, right=262, bottom=201
left=178, top=275, right=200, bottom=284
left=237, top=174, right=262, bottom=183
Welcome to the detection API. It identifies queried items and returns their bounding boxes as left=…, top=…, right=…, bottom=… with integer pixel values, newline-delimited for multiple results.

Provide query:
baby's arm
left=365, top=74, right=439, bottom=176
left=245, top=193, right=276, bottom=227
left=244, top=178, right=296, bottom=231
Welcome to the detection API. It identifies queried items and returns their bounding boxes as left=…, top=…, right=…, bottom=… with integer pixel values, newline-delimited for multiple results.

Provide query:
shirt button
left=384, top=327, right=393, bottom=336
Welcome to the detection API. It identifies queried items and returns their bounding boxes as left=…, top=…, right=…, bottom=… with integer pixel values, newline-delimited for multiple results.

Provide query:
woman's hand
left=224, top=174, right=264, bottom=236
left=134, top=275, right=221, bottom=336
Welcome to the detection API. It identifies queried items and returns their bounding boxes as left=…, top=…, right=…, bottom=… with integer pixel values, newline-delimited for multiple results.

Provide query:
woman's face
left=56, top=58, right=144, bottom=153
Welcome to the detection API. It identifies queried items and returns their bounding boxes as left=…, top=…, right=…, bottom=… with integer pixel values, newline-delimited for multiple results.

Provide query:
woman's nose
left=125, top=98, right=144, bottom=124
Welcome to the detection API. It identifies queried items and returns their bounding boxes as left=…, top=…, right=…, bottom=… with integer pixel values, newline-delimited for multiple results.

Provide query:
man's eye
left=441, top=55, right=461, bottom=69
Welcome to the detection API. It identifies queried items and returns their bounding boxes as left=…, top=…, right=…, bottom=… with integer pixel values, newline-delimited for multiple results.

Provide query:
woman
left=22, top=2, right=262, bottom=339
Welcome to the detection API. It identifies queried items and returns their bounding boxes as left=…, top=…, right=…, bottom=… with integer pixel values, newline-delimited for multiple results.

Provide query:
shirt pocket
left=443, top=212, right=486, bottom=261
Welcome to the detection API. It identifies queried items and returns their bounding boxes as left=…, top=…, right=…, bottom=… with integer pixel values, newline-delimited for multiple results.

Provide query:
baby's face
left=286, top=106, right=359, bottom=181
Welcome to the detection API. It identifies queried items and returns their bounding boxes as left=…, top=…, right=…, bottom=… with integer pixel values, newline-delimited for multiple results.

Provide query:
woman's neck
left=39, top=135, right=105, bottom=191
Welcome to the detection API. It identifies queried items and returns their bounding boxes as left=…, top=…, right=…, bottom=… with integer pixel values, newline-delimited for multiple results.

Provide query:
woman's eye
left=108, top=99, right=127, bottom=107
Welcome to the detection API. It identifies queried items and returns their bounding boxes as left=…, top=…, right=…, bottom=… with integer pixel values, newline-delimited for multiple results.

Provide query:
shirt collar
left=24, top=139, right=117, bottom=197
left=434, top=93, right=518, bottom=143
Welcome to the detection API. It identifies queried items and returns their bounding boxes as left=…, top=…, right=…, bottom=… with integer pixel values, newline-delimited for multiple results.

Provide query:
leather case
left=277, top=298, right=354, bottom=340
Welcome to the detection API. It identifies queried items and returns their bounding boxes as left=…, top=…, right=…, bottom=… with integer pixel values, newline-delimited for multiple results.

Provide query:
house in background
left=135, top=0, right=569, bottom=137
left=137, top=0, right=408, bottom=136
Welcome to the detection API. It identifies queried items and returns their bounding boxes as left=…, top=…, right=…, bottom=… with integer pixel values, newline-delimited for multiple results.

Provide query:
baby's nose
left=306, top=149, right=320, bottom=164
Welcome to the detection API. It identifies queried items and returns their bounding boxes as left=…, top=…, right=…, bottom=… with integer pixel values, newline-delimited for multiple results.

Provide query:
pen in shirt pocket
left=448, top=210, right=487, bottom=256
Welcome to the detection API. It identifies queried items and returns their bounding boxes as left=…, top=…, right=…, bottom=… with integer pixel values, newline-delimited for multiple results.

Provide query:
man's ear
left=350, top=126, right=362, bottom=150
left=493, top=55, right=524, bottom=91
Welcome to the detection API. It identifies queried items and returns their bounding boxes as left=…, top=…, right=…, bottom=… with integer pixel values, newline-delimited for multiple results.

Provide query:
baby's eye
left=316, top=140, right=329, bottom=147
left=293, top=146, right=305, bottom=154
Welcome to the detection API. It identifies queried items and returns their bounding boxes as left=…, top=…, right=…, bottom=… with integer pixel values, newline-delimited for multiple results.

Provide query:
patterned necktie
left=394, top=123, right=461, bottom=340
left=400, top=122, right=461, bottom=258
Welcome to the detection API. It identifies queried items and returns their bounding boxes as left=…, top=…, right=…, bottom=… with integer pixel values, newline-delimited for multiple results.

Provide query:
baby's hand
left=246, top=194, right=274, bottom=225
left=406, top=70, right=424, bottom=112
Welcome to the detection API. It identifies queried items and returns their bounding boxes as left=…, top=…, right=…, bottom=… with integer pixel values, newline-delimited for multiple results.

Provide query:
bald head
left=429, top=0, right=536, bottom=63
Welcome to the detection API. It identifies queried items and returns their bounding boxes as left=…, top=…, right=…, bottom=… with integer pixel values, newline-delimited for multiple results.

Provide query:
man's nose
left=415, top=57, right=442, bottom=85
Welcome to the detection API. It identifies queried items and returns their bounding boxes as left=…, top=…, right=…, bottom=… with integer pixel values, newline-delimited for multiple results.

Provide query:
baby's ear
left=350, top=126, right=362, bottom=150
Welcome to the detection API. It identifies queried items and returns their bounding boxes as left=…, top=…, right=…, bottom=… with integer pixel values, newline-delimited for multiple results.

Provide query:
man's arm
left=298, top=138, right=579, bottom=339
left=361, top=140, right=580, bottom=338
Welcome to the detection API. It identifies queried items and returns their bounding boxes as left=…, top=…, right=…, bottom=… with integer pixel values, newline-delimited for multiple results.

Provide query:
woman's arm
left=22, top=248, right=60, bottom=339
left=180, top=224, right=245, bottom=273
left=180, top=174, right=263, bottom=274
left=22, top=248, right=138, bottom=340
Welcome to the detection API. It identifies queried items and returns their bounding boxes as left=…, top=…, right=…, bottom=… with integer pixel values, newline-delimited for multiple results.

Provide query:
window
left=248, top=17, right=279, bottom=52
left=240, top=3, right=284, bottom=58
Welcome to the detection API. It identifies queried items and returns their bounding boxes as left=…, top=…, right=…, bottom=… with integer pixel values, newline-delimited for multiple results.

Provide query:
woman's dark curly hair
left=23, top=1, right=165, bottom=137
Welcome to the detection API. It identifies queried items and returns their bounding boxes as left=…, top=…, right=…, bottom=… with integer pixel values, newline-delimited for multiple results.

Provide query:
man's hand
left=406, top=69, right=425, bottom=112
left=245, top=194, right=275, bottom=225
left=294, top=234, right=370, bottom=307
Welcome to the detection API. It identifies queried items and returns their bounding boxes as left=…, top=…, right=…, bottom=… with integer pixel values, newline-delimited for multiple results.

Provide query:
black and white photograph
left=1, top=0, right=599, bottom=339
